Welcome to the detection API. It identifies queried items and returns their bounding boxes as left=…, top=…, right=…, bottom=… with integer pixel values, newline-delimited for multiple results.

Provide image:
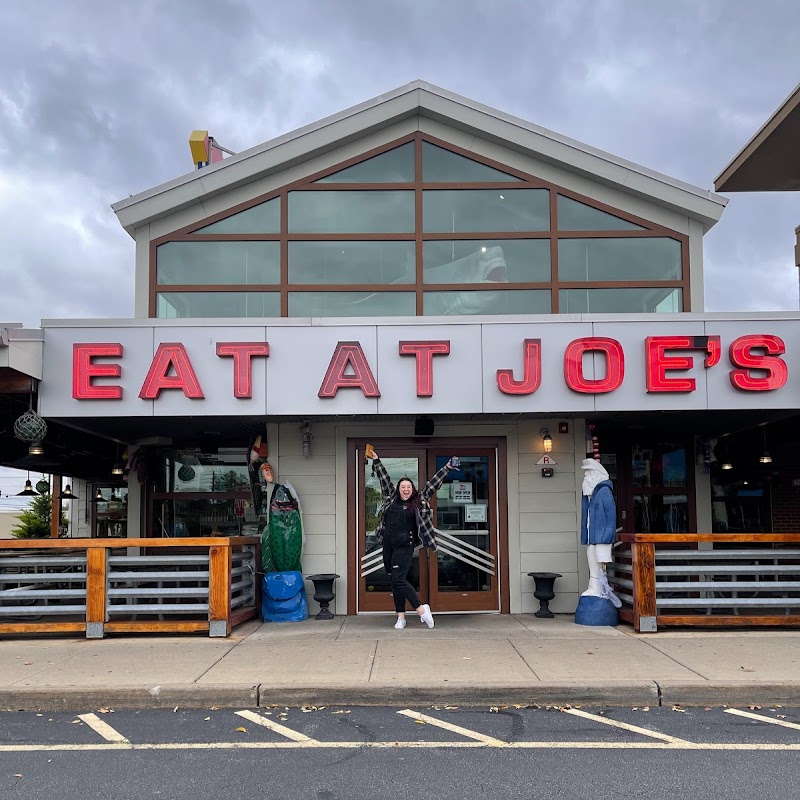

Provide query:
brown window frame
left=149, top=132, right=691, bottom=317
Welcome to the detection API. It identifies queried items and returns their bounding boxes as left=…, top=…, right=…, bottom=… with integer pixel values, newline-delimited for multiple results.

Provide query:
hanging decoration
left=35, top=478, right=50, bottom=494
left=178, top=464, right=196, bottom=482
left=13, top=407, right=47, bottom=444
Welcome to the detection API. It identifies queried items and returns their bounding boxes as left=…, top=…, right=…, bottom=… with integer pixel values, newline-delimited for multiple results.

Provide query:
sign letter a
left=318, top=341, right=381, bottom=398
left=139, top=343, right=205, bottom=399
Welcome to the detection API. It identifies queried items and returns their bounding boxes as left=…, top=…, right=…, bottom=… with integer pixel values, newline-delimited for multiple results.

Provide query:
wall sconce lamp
left=300, top=420, right=313, bottom=459
left=540, top=428, right=553, bottom=453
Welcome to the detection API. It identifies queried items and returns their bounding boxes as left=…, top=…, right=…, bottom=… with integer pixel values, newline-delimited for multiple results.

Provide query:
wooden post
left=85, top=547, right=107, bottom=639
left=50, top=479, right=61, bottom=538
left=208, top=543, right=232, bottom=637
left=632, top=541, right=657, bottom=632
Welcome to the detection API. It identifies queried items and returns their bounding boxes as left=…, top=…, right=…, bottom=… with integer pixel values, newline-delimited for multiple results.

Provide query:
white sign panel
left=535, top=455, right=558, bottom=466
left=450, top=482, right=473, bottom=504
left=38, top=315, right=800, bottom=417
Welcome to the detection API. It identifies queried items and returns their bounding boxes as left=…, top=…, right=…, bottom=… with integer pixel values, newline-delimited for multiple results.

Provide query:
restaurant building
left=2, top=80, right=799, bottom=626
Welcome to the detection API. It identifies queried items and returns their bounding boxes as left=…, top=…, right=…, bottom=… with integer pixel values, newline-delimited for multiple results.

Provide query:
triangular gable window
left=422, top=142, right=522, bottom=182
left=557, top=195, right=644, bottom=231
left=315, top=142, right=415, bottom=183
left=194, top=197, right=280, bottom=234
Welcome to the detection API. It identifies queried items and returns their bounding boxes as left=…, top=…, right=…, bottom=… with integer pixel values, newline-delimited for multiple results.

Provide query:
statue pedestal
left=574, top=595, right=618, bottom=627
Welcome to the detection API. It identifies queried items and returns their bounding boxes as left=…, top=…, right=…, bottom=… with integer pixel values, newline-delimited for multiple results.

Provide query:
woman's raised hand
left=365, top=444, right=377, bottom=460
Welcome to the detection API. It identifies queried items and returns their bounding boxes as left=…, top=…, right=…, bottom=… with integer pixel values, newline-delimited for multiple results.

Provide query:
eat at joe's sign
left=71, top=334, right=787, bottom=401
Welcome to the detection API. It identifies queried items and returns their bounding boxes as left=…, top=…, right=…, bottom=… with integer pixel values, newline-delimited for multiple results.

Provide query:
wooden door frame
left=347, top=436, right=509, bottom=614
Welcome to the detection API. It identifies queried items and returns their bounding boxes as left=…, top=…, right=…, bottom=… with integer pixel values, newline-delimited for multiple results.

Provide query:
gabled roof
left=112, top=80, right=727, bottom=237
left=715, top=81, right=800, bottom=192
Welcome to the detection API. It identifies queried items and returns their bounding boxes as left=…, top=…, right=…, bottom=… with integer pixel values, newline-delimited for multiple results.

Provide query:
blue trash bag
left=261, top=571, right=308, bottom=623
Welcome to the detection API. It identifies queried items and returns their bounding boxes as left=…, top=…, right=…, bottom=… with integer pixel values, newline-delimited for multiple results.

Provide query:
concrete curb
left=0, top=685, right=258, bottom=712
left=258, top=681, right=662, bottom=708
left=658, top=681, right=800, bottom=708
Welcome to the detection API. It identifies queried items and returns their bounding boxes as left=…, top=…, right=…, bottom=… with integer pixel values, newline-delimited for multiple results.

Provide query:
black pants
left=382, top=533, right=421, bottom=613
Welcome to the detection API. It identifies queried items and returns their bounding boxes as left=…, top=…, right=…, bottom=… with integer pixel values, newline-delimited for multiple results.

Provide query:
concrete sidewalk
left=1, top=614, right=799, bottom=710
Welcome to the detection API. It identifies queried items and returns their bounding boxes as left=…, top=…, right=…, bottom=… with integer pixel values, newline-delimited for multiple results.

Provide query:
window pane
left=423, top=239, right=549, bottom=284
left=315, top=143, right=414, bottom=183
left=422, top=142, right=521, bottom=182
left=288, top=191, right=414, bottom=233
left=559, top=288, right=683, bottom=313
left=288, top=291, right=416, bottom=317
left=633, top=494, right=689, bottom=533
left=157, top=242, right=280, bottom=285
left=632, top=445, right=688, bottom=488
left=156, top=291, right=280, bottom=318
left=558, top=238, right=681, bottom=281
left=557, top=195, right=644, bottom=231
left=194, top=197, right=280, bottom=233
left=289, top=241, right=414, bottom=284
left=424, top=289, right=550, bottom=316
left=423, top=189, right=549, bottom=232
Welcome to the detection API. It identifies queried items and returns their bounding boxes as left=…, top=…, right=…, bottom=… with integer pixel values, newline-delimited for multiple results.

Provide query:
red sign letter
left=729, top=334, right=787, bottom=391
left=216, top=342, right=269, bottom=398
left=398, top=340, right=450, bottom=397
left=72, top=343, right=123, bottom=400
left=318, top=341, right=381, bottom=398
left=139, top=343, right=205, bottom=400
left=564, top=337, right=624, bottom=394
left=646, top=335, right=723, bottom=392
left=496, top=339, right=542, bottom=395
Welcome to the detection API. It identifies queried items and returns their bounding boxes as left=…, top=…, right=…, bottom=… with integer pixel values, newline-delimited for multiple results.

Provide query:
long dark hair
left=396, top=476, right=421, bottom=510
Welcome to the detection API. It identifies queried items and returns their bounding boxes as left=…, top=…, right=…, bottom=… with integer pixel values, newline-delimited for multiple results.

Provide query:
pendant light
left=17, top=473, right=39, bottom=496
left=720, top=439, right=732, bottom=471
left=758, top=425, right=772, bottom=464
left=92, top=488, right=108, bottom=503
left=61, top=484, right=79, bottom=500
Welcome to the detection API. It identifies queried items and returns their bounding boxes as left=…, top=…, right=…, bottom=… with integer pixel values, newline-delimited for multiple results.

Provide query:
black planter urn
left=527, top=572, right=561, bottom=618
left=307, top=573, right=339, bottom=620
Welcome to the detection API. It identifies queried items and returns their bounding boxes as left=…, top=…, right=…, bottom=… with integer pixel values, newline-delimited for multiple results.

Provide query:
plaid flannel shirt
left=373, top=457, right=451, bottom=550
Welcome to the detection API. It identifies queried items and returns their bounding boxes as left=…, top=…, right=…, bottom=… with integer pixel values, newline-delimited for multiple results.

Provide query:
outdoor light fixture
left=111, top=463, right=124, bottom=476
left=93, top=488, right=108, bottom=503
left=759, top=426, right=772, bottom=464
left=721, top=461, right=733, bottom=470
left=28, top=440, right=44, bottom=456
left=61, top=484, right=79, bottom=500
left=17, top=475, right=39, bottom=496
left=540, top=428, right=553, bottom=453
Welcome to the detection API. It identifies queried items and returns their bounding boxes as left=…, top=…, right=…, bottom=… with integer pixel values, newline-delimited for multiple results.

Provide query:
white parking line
left=724, top=708, right=800, bottom=731
left=235, top=710, right=321, bottom=744
left=562, top=708, right=690, bottom=744
left=76, top=713, right=130, bottom=744
left=0, top=740, right=799, bottom=752
left=397, top=709, right=508, bottom=746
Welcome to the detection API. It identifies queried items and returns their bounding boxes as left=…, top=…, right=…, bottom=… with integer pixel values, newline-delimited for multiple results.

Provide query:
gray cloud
left=1, top=0, right=798, bottom=328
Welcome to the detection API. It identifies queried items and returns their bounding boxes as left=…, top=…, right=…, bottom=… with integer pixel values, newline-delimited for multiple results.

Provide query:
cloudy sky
left=1, top=0, right=798, bottom=330
left=0, top=0, right=798, bottom=510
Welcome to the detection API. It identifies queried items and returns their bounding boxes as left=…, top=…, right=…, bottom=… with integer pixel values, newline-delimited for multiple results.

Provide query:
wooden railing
left=610, top=534, right=800, bottom=632
left=0, top=537, right=259, bottom=638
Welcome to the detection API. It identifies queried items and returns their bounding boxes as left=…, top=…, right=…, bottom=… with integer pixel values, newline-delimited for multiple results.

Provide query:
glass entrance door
left=354, top=441, right=500, bottom=613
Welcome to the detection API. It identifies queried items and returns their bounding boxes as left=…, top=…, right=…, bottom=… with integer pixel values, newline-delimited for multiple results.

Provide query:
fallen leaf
left=70, top=720, right=81, bottom=725
left=642, top=707, right=650, bottom=712
left=98, top=708, right=110, bottom=714
left=672, top=705, right=686, bottom=713
left=235, top=726, right=248, bottom=733
left=210, top=706, right=220, bottom=711
left=415, top=720, right=425, bottom=725
left=740, top=666, right=755, bottom=673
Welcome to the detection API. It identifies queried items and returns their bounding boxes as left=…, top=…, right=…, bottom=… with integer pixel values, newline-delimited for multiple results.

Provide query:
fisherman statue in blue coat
left=575, top=458, right=622, bottom=626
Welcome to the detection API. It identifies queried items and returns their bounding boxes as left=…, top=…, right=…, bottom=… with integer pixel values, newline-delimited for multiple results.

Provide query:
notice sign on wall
left=450, top=482, right=473, bottom=504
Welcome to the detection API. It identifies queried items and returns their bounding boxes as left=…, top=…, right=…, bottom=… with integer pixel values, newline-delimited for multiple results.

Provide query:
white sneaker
left=419, top=604, right=434, bottom=629
left=394, top=617, right=407, bottom=630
